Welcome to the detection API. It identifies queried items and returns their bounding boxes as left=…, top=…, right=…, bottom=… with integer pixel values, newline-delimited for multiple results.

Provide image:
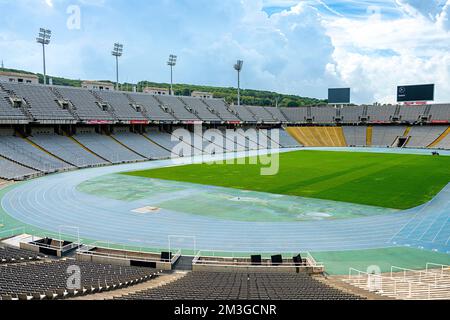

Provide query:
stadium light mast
left=36, top=28, right=51, bottom=85
left=112, top=43, right=124, bottom=91
left=234, top=60, right=243, bottom=106
left=167, top=54, right=177, bottom=95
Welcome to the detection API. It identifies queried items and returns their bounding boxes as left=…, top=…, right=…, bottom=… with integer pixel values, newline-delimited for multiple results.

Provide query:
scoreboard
left=397, top=84, right=434, bottom=102
left=328, top=88, right=351, bottom=104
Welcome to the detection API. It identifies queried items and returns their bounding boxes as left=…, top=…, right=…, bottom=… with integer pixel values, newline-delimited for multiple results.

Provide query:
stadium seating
left=29, top=133, right=108, bottom=168
left=55, top=86, right=115, bottom=122
left=279, top=129, right=303, bottom=148
left=157, top=95, right=199, bottom=121
left=311, top=106, right=336, bottom=123
left=0, top=155, right=38, bottom=180
left=245, top=106, right=277, bottom=123
left=429, top=104, right=450, bottom=122
left=341, top=106, right=364, bottom=123
left=367, top=105, right=397, bottom=123
left=0, top=82, right=447, bottom=126
left=0, top=86, right=28, bottom=123
left=264, top=107, right=288, bottom=122
left=0, top=83, right=75, bottom=122
left=144, top=130, right=190, bottom=155
left=0, top=245, right=45, bottom=264
left=286, top=127, right=346, bottom=147
left=117, top=272, right=364, bottom=300
left=73, top=132, right=145, bottom=163
left=112, top=130, right=171, bottom=159
left=231, top=106, right=257, bottom=123
left=0, top=258, right=159, bottom=300
left=406, top=126, right=448, bottom=148
left=127, top=93, right=176, bottom=122
left=180, top=97, right=221, bottom=122
left=0, top=135, right=73, bottom=172
left=201, top=99, right=241, bottom=122
left=343, top=126, right=367, bottom=146
left=398, top=105, right=426, bottom=123
left=371, top=126, right=406, bottom=147
left=434, top=127, right=450, bottom=149
left=96, top=90, right=146, bottom=121
left=280, top=107, right=308, bottom=123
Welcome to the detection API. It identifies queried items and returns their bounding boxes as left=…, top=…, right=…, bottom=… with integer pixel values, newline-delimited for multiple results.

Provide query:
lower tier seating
left=0, top=258, right=159, bottom=300
left=117, top=272, right=364, bottom=300
left=0, top=245, right=45, bottom=264
left=286, top=127, right=346, bottom=147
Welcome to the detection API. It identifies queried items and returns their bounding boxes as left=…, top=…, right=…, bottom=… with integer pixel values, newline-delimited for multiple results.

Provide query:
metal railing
left=346, top=267, right=450, bottom=300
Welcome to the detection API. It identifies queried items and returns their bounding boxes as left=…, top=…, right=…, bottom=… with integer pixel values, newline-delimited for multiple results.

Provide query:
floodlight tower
left=112, top=43, right=124, bottom=91
left=167, top=54, right=177, bottom=95
left=234, top=60, right=244, bottom=106
left=36, top=28, right=52, bottom=85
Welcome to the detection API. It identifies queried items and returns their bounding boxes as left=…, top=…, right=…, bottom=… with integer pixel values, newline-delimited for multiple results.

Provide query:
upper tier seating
left=96, top=91, right=146, bottom=121
left=311, top=106, right=336, bottom=123
left=280, top=107, right=308, bottom=123
left=367, top=105, right=397, bottom=123
left=406, top=126, right=448, bottom=148
left=0, top=258, right=158, bottom=300
left=245, top=106, right=277, bottom=123
left=112, top=131, right=171, bottom=159
left=0, top=135, right=72, bottom=172
left=73, top=133, right=144, bottom=163
left=343, top=126, right=367, bottom=146
left=29, top=134, right=108, bottom=168
left=0, top=86, right=28, bottom=123
left=55, top=86, right=114, bottom=121
left=157, top=96, right=199, bottom=121
left=371, top=126, right=406, bottom=147
left=341, top=106, right=364, bottom=123
left=0, top=82, right=447, bottom=125
left=264, top=107, right=288, bottom=122
left=127, top=93, right=176, bottom=122
left=398, top=105, right=426, bottom=123
left=201, top=99, right=240, bottom=122
left=180, top=97, right=221, bottom=122
left=117, top=272, right=363, bottom=300
left=232, top=106, right=257, bottom=122
left=0, top=83, right=75, bottom=122
left=0, top=156, right=38, bottom=180
left=429, top=104, right=450, bottom=122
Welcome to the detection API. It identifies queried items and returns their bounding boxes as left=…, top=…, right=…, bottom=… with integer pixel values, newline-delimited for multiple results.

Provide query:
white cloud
left=323, top=1, right=450, bottom=103
left=1, top=0, right=450, bottom=104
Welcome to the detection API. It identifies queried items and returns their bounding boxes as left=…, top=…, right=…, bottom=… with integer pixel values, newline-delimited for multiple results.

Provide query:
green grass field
left=124, top=151, right=450, bottom=209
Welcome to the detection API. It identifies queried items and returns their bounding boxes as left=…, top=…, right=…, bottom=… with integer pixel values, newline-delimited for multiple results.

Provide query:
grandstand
left=0, top=81, right=449, bottom=302
left=0, top=80, right=448, bottom=180
left=117, top=272, right=364, bottom=300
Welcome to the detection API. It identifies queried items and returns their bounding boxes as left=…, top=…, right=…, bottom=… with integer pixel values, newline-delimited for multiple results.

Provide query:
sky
left=1, top=0, right=450, bottom=103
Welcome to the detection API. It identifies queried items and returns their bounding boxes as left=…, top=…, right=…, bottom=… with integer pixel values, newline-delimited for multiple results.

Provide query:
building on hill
left=81, top=81, right=114, bottom=91
left=191, top=91, right=213, bottom=99
left=0, top=71, right=39, bottom=84
left=143, top=87, right=170, bottom=95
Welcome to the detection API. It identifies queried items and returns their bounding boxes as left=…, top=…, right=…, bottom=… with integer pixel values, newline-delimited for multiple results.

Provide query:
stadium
left=0, top=1, right=449, bottom=305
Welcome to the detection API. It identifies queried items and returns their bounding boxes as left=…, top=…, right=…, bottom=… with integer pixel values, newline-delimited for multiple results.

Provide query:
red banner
left=130, top=120, right=149, bottom=125
left=431, top=120, right=449, bottom=124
